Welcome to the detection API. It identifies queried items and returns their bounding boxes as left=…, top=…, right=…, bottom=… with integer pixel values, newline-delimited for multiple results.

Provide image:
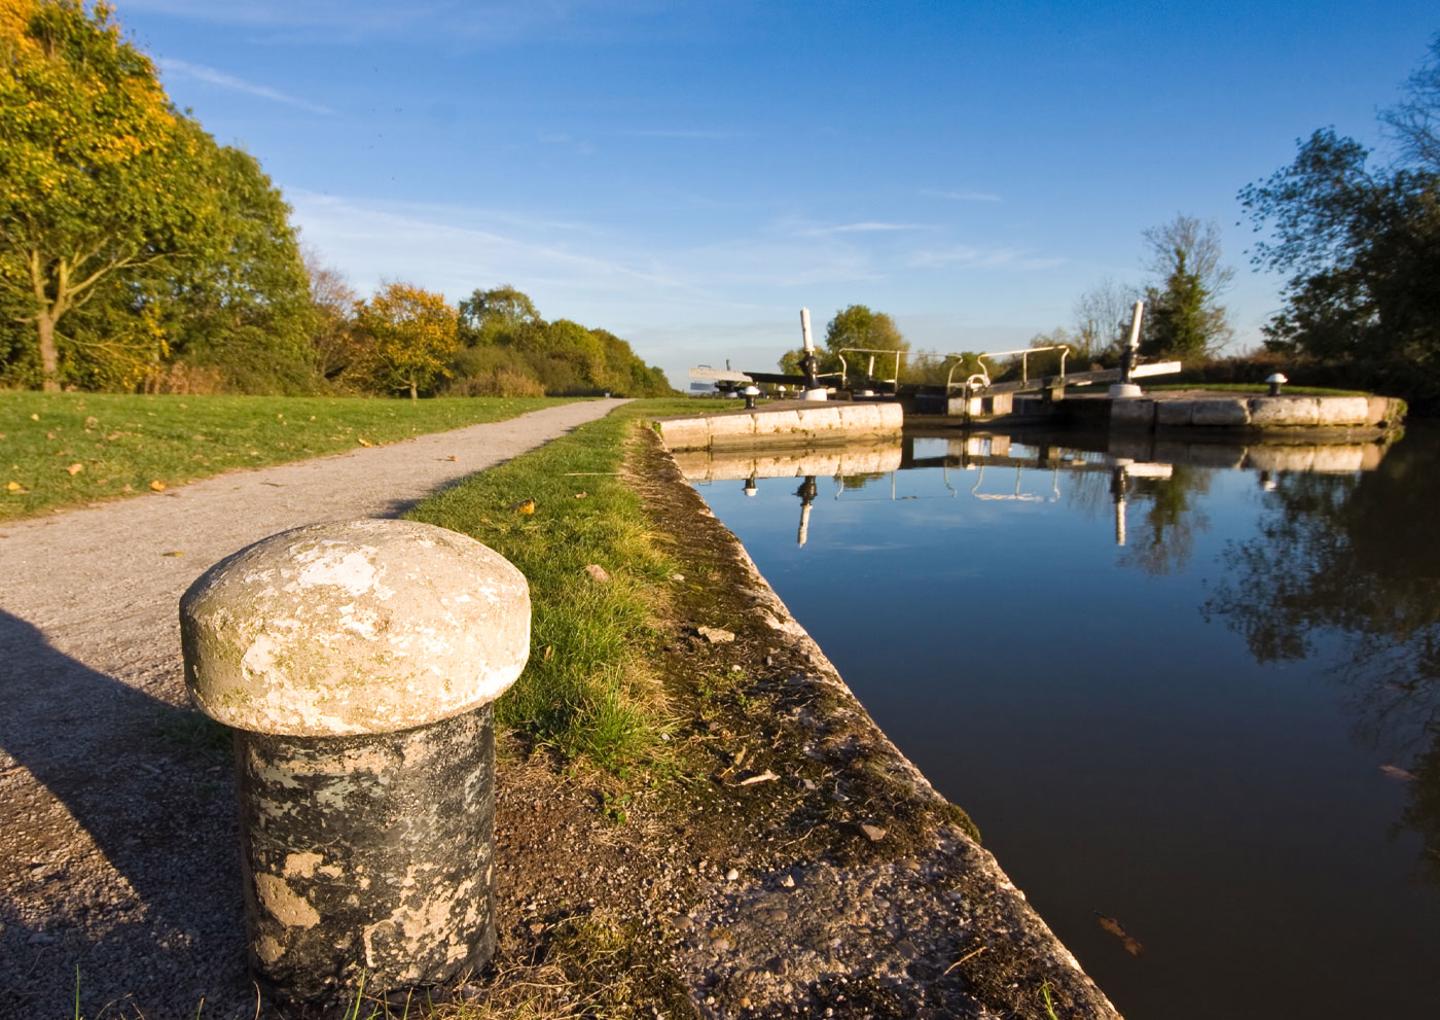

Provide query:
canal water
left=685, top=425, right=1440, bottom=1019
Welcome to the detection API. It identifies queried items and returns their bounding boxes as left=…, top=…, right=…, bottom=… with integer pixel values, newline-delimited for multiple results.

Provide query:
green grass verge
left=1145, top=382, right=1372, bottom=397
left=406, top=400, right=692, bottom=773
left=0, top=392, right=571, bottom=521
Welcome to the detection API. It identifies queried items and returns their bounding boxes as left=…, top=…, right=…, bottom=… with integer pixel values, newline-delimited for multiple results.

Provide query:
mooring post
left=178, top=518, right=530, bottom=1003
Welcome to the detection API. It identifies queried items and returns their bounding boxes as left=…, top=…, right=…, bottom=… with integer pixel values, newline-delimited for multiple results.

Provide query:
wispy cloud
left=157, top=58, right=333, bottom=114
left=920, top=188, right=1003, bottom=203
left=907, top=245, right=1062, bottom=270
left=290, top=191, right=685, bottom=299
left=805, top=221, right=929, bottom=236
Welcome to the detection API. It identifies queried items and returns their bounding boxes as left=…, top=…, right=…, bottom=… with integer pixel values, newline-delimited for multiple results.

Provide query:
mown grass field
left=0, top=391, right=571, bottom=521
left=406, top=399, right=693, bottom=773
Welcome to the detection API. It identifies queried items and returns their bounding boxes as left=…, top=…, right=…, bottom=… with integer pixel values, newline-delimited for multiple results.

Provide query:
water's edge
left=656, top=438, right=1121, bottom=1016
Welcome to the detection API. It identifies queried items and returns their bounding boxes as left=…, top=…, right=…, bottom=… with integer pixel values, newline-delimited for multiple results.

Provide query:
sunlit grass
left=0, top=391, right=571, bottom=521
left=406, top=400, right=690, bottom=773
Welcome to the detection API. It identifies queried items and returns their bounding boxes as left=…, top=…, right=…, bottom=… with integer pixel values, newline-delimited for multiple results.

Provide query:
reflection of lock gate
left=966, top=463, right=1060, bottom=503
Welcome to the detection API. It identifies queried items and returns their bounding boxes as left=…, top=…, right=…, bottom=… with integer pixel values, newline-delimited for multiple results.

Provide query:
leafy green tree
left=1240, top=41, right=1440, bottom=407
left=1138, top=215, right=1233, bottom=360
left=778, top=304, right=909, bottom=382
left=1240, top=129, right=1440, bottom=404
left=0, top=0, right=219, bottom=390
left=446, top=284, right=672, bottom=396
left=825, top=303, right=908, bottom=368
left=457, top=284, right=541, bottom=345
left=0, top=1, right=317, bottom=394
left=353, top=283, right=458, bottom=400
left=147, top=141, right=316, bottom=392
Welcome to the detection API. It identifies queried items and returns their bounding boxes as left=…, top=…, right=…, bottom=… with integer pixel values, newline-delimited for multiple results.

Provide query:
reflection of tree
left=1203, top=435, right=1440, bottom=879
left=837, top=472, right=888, bottom=492
left=1118, top=465, right=1213, bottom=576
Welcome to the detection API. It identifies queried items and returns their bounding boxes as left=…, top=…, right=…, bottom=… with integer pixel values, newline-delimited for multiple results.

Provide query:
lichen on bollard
left=179, top=518, right=530, bottom=1003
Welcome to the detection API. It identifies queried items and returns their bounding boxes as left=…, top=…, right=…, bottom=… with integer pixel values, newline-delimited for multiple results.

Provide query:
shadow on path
left=0, top=611, right=252, bottom=1019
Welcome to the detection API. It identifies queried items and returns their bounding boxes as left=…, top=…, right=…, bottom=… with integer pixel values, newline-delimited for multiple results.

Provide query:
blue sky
left=118, top=1, right=1436, bottom=387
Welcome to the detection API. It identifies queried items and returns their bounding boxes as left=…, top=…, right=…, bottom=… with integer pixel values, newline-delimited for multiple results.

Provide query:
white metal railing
left=836, top=347, right=907, bottom=389
left=943, top=345, right=1071, bottom=395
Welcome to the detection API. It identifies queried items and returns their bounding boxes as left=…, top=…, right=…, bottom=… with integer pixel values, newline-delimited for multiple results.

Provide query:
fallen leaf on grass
left=65, top=462, right=83, bottom=476
left=1095, top=913, right=1144, bottom=956
left=510, top=498, right=536, bottom=515
left=357, top=437, right=373, bottom=447
left=574, top=491, right=588, bottom=499
left=541, top=645, right=554, bottom=662
left=6, top=481, right=24, bottom=493
left=737, top=770, right=779, bottom=787
left=105, top=432, right=121, bottom=441
left=584, top=563, right=611, bottom=583
left=1380, top=764, right=1418, bottom=782
left=697, top=625, right=736, bottom=644
left=148, top=480, right=166, bottom=492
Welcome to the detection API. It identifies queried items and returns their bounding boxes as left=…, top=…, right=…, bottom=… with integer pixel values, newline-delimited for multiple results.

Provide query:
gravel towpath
left=0, top=399, right=625, bottom=1019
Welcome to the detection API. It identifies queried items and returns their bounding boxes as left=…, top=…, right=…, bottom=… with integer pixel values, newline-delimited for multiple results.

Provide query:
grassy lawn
left=1146, top=382, right=1373, bottom=397
left=0, top=391, right=571, bottom=521
left=406, top=399, right=693, bottom=773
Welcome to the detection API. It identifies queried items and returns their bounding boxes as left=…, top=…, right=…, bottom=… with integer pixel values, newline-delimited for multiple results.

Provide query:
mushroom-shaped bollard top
left=180, top=518, right=529, bottom=737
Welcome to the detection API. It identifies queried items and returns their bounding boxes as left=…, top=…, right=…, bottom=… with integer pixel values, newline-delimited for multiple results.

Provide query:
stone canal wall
left=658, top=401, right=903, bottom=451
left=1110, top=393, right=1404, bottom=434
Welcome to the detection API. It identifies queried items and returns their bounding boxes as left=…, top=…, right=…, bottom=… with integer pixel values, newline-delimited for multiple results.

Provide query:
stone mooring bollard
left=178, top=518, right=530, bottom=1002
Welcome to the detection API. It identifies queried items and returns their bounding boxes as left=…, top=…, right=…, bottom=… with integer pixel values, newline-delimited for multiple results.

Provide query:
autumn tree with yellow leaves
left=2, top=0, right=199, bottom=388
left=0, top=0, right=313, bottom=392
left=352, top=283, right=459, bottom=400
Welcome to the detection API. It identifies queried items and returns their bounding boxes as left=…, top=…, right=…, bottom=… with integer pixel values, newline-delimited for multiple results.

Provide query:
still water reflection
left=687, top=427, right=1440, bottom=1019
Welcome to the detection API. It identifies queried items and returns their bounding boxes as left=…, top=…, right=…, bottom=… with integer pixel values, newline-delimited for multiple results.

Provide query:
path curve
left=0, top=398, right=625, bottom=1019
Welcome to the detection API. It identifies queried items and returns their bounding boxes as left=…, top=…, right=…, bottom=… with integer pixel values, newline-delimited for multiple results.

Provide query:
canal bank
left=628, top=430, right=1118, bottom=1018
left=403, top=403, right=1118, bottom=1018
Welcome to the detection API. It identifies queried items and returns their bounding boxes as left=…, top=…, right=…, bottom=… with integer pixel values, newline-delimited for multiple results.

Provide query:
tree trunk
left=409, top=376, right=418, bottom=401
left=37, top=314, right=59, bottom=392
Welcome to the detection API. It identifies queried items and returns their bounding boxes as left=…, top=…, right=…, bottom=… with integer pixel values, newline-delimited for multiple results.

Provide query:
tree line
left=0, top=1, right=672, bottom=398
